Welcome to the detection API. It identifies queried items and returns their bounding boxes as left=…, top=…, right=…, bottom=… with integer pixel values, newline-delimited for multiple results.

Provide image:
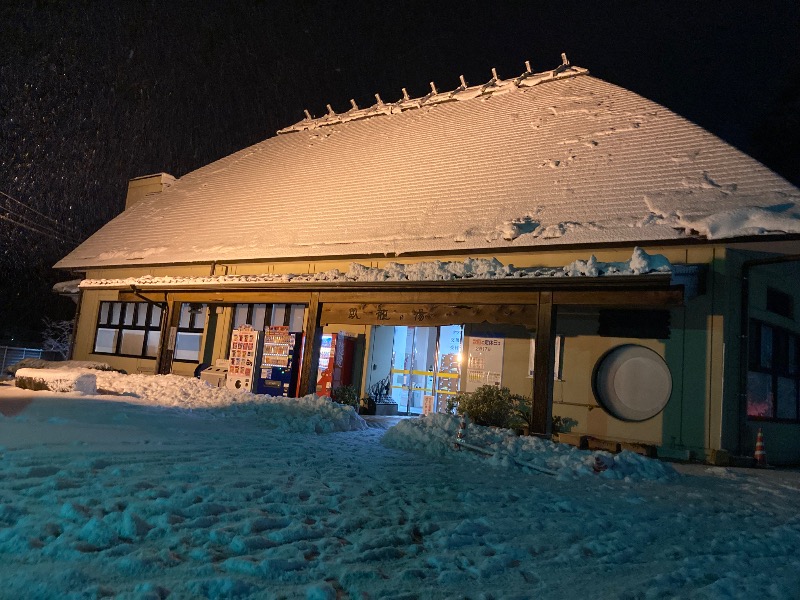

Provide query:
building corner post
left=156, top=296, right=178, bottom=375
left=531, top=291, right=557, bottom=435
left=298, top=292, right=323, bottom=396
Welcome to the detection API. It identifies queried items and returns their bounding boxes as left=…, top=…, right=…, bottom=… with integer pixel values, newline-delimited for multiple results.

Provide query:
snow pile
left=5, top=359, right=115, bottom=376
left=643, top=194, right=800, bottom=240
left=680, top=205, right=800, bottom=239
left=343, top=258, right=518, bottom=281
left=15, top=368, right=97, bottom=394
left=564, top=246, right=672, bottom=277
left=80, top=247, right=672, bottom=289
left=92, top=371, right=367, bottom=434
left=1, top=384, right=798, bottom=598
left=52, top=279, right=82, bottom=295
left=382, top=414, right=678, bottom=482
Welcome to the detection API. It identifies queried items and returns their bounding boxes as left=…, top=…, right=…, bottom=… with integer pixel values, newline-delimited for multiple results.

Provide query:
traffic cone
left=454, top=416, right=467, bottom=451
left=592, top=454, right=608, bottom=473
left=754, top=428, right=767, bottom=466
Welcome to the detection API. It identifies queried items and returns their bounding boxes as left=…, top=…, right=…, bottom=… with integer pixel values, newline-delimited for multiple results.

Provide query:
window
left=174, top=303, right=207, bottom=362
left=231, top=303, right=306, bottom=332
left=766, top=287, right=793, bottom=319
left=747, top=319, right=800, bottom=421
left=94, top=301, right=163, bottom=358
left=233, top=304, right=269, bottom=331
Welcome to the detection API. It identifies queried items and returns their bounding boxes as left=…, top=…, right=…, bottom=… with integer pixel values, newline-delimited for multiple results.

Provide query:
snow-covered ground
left=1, top=374, right=799, bottom=599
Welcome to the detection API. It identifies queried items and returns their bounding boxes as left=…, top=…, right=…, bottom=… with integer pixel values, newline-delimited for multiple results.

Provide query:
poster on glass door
left=466, top=336, right=504, bottom=392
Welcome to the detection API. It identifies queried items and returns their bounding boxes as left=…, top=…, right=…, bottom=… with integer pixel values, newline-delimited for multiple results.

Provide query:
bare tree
left=41, top=318, right=74, bottom=360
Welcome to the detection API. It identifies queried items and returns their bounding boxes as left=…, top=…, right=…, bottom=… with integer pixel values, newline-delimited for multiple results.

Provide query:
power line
left=0, top=213, right=75, bottom=246
left=0, top=197, right=81, bottom=244
left=0, top=189, right=64, bottom=228
left=0, top=203, right=80, bottom=245
left=0, top=200, right=70, bottom=237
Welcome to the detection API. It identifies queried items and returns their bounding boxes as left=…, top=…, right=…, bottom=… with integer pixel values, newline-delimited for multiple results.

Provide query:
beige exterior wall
left=70, top=242, right=748, bottom=460
left=552, top=331, right=667, bottom=445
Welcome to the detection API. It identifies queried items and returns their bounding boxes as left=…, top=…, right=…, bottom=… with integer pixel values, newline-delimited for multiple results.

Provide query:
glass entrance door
left=390, top=325, right=463, bottom=414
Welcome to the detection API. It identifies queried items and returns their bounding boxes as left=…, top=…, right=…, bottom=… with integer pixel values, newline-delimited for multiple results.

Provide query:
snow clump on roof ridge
left=278, top=54, right=587, bottom=134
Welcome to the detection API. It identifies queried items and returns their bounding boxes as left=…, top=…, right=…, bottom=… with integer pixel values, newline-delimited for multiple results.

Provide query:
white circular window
left=592, top=344, right=672, bottom=422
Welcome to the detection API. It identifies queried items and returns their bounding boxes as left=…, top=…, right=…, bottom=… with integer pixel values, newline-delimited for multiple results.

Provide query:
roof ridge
left=277, top=53, right=588, bottom=135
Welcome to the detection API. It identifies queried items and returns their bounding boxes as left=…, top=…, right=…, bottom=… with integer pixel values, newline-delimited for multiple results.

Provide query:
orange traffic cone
left=754, top=428, right=767, bottom=467
left=454, top=416, right=467, bottom=451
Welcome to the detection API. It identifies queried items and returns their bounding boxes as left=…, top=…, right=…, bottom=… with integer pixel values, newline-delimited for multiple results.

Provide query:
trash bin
left=200, top=360, right=229, bottom=388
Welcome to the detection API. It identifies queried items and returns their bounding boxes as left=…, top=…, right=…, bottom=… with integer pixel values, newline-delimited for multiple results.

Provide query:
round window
left=592, top=344, right=672, bottom=422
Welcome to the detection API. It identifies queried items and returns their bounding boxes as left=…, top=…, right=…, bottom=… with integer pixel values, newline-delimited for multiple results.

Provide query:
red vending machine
left=257, top=326, right=303, bottom=397
left=332, top=333, right=356, bottom=389
left=316, top=333, right=336, bottom=397
left=315, top=332, right=357, bottom=396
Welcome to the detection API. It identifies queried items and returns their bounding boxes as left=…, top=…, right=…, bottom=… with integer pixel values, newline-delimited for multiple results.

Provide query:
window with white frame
left=94, top=301, right=163, bottom=358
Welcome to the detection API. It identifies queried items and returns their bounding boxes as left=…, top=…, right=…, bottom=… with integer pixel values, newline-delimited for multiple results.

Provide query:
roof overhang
left=100, top=273, right=688, bottom=309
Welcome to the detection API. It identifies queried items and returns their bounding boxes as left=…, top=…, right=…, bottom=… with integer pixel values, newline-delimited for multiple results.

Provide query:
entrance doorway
left=386, top=325, right=464, bottom=415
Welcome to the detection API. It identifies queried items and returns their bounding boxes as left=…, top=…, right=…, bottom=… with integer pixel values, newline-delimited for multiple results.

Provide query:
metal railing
left=0, top=346, right=43, bottom=375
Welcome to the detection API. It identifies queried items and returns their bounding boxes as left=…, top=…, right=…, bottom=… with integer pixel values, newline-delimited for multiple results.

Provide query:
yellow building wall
left=552, top=330, right=666, bottom=445
left=73, top=243, right=729, bottom=459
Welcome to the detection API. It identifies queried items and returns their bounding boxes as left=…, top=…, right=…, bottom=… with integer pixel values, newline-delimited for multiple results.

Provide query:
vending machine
left=315, top=332, right=357, bottom=397
left=257, top=325, right=303, bottom=396
left=225, top=325, right=261, bottom=392
left=332, top=333, right=356, bottom=390
left=316, top=333, right=337, bottom=397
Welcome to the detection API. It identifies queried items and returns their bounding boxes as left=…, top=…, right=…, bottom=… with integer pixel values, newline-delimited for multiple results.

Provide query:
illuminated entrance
left=389, top=325, right=464, bottom=415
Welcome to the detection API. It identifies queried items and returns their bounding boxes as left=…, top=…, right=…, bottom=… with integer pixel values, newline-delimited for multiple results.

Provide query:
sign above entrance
left=321, top=303, right=537, bottom=327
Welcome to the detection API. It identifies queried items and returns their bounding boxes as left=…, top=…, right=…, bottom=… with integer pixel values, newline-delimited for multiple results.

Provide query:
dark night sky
left=1, top=1, right=799, bottom=343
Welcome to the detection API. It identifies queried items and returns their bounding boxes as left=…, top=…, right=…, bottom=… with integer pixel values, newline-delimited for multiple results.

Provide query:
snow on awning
left=79, top=248, right=674, bottom=290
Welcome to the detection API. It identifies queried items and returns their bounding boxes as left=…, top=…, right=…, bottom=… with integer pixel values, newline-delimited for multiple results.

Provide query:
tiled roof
left=56, top=62, right=800, bottom=270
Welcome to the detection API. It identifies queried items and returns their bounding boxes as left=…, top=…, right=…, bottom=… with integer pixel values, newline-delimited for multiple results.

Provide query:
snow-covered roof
left=56, top=59, right=800, bottom=270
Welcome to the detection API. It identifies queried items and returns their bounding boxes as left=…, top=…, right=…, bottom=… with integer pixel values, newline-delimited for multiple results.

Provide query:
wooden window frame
left=93, top=301, right=163, bottom=359
left=172, top=303, right=208, bottom=363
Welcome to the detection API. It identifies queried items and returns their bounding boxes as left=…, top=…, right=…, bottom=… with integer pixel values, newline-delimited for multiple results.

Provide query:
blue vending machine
left=256, top=326, right=303, bottom=397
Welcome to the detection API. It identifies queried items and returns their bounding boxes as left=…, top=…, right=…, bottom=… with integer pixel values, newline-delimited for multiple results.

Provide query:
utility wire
left=0, top=189, right=64, bottom=228
left=0, top=204, right=80, bottom=244
left=0, top=213, right=75, bottom=245
left=0, top=197, right=81, bottom=244
left=0, top=201, right=69, bottom=236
